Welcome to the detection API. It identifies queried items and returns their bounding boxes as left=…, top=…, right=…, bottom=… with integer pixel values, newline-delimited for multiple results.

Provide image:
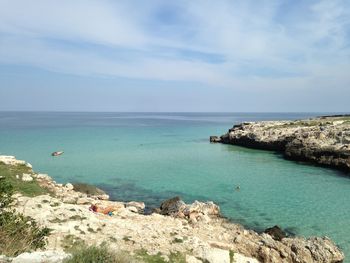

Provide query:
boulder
left=65, top=183, right=74, bottom=191
left=11, top=251, right=70, bottom=263
left=199, top=247, right=230, bottom=263
left=76, top=197, right=93, bottom=205
left=233, top=253, right=260, bottom=263
left=187, top=201, right=220, bottom=217
left=159, top=197, right=220, bottom=222
left=159, top=196, right=186, bottom=216
left=264, top=225, right=286, bottom=241
left=94, top=194, right=109, bottom=200
left=72, top=183, right=108, bottom=199
left=210, top=136, right=221, bottom=143
left=125, top=201, right=145, bottom=213
left=186, top=255, right=202, bottom=263
left=0, top=255, right=11, bottom=263
left=22, top=173, right=33, bottom=182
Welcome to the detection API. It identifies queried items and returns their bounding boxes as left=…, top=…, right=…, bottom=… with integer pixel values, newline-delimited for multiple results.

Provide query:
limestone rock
left=187, top=201, right=220, bottom=217
left=126, top=201, right=145, bottom=213
left=11, top=251, right=70, bottom=263
left=218, top=116, right=350, bottom=172
left=22, top=173, right=33, bottom=182
left=0, top=255, right=11, bottom=263
left=264, top=225, right=286, bottom=241
left=97, top=194, right=109, bottom=200
left=199, top=247, right=230, bottom=263
left=210, top=136, right=221, bottom=143
left=1, top=155, right=344, bottom=263
left=0, top=156, right=27, bottom=166
left=233, top=253, right=260, bottom=263
left=158, top=197, right=220, bottom=223
left=186, top=255, right=202, bottom=263
left=65, top=183, right=74, bottom=191
left=159, top=196, right=186, bottom=216
left=76, top=197, right=93, bottom=205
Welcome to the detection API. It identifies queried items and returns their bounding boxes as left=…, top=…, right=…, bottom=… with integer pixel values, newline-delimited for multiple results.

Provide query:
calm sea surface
left=0, top=112, right=349, bottom=258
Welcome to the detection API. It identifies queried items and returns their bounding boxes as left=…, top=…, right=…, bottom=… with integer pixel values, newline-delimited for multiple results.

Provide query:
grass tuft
left=64, top=244, right=133, bottom=263
left=136, top=249, right=186, bottom=263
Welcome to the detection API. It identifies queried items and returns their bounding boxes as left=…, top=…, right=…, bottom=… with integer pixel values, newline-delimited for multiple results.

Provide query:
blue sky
left=0, top=0, right=349, bottom=112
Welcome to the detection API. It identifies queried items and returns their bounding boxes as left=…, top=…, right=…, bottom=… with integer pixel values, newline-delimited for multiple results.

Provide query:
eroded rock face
left=218, top=116, right=350, bottom=173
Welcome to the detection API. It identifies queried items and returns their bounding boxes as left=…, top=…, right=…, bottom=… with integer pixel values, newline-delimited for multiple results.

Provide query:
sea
left=0, top=112, right=349, bottom=258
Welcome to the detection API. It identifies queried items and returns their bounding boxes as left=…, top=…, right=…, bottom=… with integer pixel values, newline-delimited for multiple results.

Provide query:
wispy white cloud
left=0, top=0, right=349, bottom=91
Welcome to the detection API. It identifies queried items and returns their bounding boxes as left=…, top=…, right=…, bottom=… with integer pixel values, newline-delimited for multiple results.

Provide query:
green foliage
left=0, top=176, right=51, bottom=256
left=64, top=244, right=134, bottom=263
left=136, top=249, right=186, bottom=263
left=0, top=179, right=14, bottom=209
left=0, top=162, right=49, bottom=197
left=229, top=250, right=235, bottom=263
left=172, top=237, right=184, bottom=243
left=61, top=235, right=86, bottom=253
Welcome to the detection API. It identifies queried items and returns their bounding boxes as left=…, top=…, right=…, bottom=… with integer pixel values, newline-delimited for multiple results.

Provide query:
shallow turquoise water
left=0, top=112, right=349, bottom=258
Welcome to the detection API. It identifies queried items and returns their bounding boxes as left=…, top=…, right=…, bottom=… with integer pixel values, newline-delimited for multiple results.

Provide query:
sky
left=0, top=0, right=349, bottom=112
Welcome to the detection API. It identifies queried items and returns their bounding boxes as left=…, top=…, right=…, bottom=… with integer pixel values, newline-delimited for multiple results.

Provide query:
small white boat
left=51, top=151, right=64, bottom=157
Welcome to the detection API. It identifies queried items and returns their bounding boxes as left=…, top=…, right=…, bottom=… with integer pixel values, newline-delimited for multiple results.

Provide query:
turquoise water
left=1, top=112, right=349, bottom=258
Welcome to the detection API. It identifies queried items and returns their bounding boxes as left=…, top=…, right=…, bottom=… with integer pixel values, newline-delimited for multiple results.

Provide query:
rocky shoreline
left=211, top=115, right=350, bottom=173
left=0, top=155, right=345, bottom=263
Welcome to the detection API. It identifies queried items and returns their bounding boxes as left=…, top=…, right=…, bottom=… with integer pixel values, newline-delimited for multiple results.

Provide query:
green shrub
left=0, top=176, right=51, bottom=256
left=0, top=162, right=49, bottom=197
left=64, top=244, right=134, bottom=263
left=136, top=249, right=186, bottom=263
left=0, top=179, right=14, bottom=209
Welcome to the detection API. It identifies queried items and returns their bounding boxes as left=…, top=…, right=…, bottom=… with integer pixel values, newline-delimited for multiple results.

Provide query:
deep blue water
left=0, top=112, right=349, bottom=258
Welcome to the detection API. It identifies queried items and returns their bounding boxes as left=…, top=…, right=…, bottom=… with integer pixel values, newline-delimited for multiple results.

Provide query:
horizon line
left=0, top=110, right=349, bottom=114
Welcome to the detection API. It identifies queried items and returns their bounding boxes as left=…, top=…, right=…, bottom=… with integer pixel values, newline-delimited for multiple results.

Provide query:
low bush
left=0, top=162, right=49, bottom=197
left=136, top=249, right=186, bottom=263
left=64, top=244, right=133, bottom=263
left=0, top=176, right=51, bottom=256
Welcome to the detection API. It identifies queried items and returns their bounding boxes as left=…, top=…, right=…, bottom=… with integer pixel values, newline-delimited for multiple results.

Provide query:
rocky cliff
left=0, top=156, right=345, bottom=263
left=214, top=115, right=350, bottom=173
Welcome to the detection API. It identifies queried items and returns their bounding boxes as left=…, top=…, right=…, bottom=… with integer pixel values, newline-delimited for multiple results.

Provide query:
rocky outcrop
left=0, top=156, right=345, bottom=262
left=209, top=136, right=221, bottom=143
left=217, top=116, right=350, bottom=173
left=264, top=225, right=286, bottom=241
left=0, top=251, right=70, bottom=263
left=0, top=155, right=32, bottom=167
left=13, top=192, right=344, bottom=263
left=158, top=197, right=220, bottom=223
